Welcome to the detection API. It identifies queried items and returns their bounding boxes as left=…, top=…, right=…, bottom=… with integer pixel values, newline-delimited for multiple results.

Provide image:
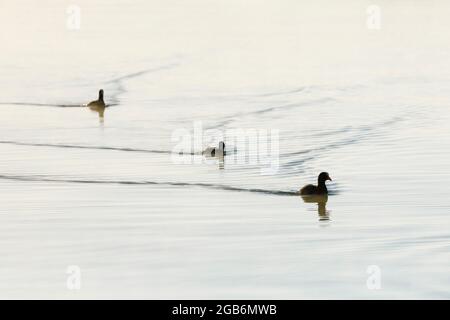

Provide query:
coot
left=87, top=89, right=105, bottom=108
left=203, top=141, right=225, bottom=157
left=300, top=172, right=332, bottom=195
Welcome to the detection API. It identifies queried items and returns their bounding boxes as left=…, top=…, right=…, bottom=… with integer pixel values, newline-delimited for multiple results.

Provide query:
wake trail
left=0, top=174, right=299, bottom=197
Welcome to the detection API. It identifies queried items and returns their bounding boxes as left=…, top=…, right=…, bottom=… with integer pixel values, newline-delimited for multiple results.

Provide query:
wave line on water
left=0, top=140, right=238, bottom=156
left=0, top=174, right=299, bottom=196
left=106, top=61, right=181, bottom=104
left=204, top=97, right=334, bottom=130
left=0, top=140, right=173, bottom=154
left=0, top=102, right=84, bottom=108
left=279, top=115, right=405, bottom=172
left=0, top=102, right=119, bottom=108
left=0, top=61, right=180, bottom=109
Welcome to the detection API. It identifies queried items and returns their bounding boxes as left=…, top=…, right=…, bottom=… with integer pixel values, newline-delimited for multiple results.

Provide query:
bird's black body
left=87, top=89, right=105, bottom=108
left=300, top=172, right=332, bottom=195
left=203, top=141, right=225, bottom=157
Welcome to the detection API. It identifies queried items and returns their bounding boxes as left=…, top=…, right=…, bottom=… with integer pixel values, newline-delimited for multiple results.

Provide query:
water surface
left=0, top=0, right=449, bottom=299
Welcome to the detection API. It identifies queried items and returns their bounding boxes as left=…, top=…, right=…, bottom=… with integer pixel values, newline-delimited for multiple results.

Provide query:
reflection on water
left=87, top=104, right=106, bottom=124
left=203, top=149, right=225, bottom=170
left=301, top=194, right=330, bottom=221
left=218, top=157, right=224, bottom=170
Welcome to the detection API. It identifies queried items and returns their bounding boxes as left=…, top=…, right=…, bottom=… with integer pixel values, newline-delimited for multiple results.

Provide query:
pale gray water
left=0, top=0, right=449, bottom=299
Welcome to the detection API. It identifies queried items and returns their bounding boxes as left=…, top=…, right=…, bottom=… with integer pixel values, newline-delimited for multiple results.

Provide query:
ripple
left=0, top=174, right=299, bottom=196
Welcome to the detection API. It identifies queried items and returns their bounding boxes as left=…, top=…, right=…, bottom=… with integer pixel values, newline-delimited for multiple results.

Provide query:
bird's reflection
left=301, top=194, right=330, bottom=221
left=87, top=104, right=106, bottom=124
left=218, top=154, right=225, bottom=170
left=203, top=152, right=225, bottom=170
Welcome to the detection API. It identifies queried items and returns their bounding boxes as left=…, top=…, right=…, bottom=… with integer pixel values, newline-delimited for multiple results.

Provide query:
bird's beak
left=328, top=176, right=332, bottom=181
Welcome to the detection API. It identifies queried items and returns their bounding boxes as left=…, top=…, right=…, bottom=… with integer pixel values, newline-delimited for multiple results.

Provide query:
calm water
left=0, top=1, right=449, bottom=299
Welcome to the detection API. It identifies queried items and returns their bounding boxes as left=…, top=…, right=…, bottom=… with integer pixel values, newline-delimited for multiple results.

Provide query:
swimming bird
left=87, top=89, right=105, bottom=108
left=300, top=172, right=332, bottom=195
left=87, top=89, right=106, bottom=122
left=202, top=141, right=225, bottom=157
